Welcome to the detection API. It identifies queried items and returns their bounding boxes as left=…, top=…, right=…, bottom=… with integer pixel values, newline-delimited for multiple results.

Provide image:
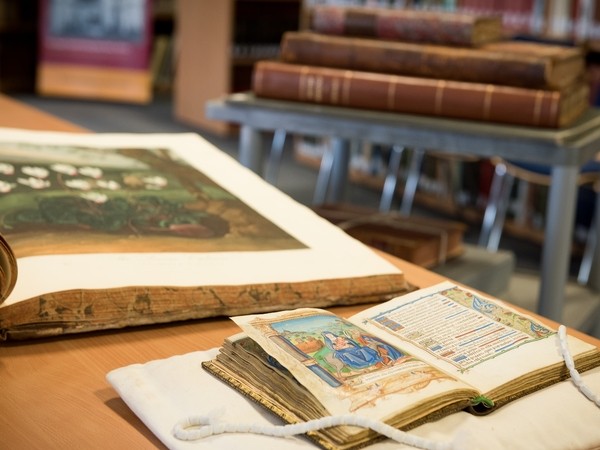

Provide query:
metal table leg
left=313, top=137, right=351, bottom=204
left=399, top=148, right=425, bottom=216
left=478, top=162, right=515, bottom=251
left=265, top=129, right=287, bottom=185
left=327, top=137, right=350, bottom=203
left=538, top=165, right=580, bottom=321
left=379, top=145, right=405, bottom=212
left=313, top=145, right=335, bottom=205
left=583, top=190, right=600, bottom=290
left=239, top=125, right=265, bottom=174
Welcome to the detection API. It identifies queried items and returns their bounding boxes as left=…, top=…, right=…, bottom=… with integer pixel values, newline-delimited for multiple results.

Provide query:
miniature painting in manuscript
left=249, top=310, right=454, bottom=412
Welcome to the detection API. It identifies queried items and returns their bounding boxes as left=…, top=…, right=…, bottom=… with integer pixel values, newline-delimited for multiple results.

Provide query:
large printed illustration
left=0, top=142, right=305, bottom=257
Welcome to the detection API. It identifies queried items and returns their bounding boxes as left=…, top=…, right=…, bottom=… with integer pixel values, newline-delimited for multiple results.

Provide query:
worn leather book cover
left=312, top=204, right=466, bottom=269
left=0, top=129, right=409, bottom=340
left=309, top=5, right=503, bottom=47
left=281, top=31, right=585, bottom=89
left=252, top=60, right=590, bottom=128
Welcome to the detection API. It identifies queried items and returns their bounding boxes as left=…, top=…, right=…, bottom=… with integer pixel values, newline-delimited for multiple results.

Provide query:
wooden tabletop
left=0, top=95, right=88, bottom=133
left=0, top=94, right=598, bottom=449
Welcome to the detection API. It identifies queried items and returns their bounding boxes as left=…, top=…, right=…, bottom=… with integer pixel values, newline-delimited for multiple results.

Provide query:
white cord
left=556, top=324, right=600, bottom=407
left=172, top=325, right=599, bottom=448
left=172, top=413, right=452, bottom=450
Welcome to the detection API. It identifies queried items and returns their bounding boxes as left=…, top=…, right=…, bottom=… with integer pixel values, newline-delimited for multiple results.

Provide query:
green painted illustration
left=0, top=142, right=305, bottom=257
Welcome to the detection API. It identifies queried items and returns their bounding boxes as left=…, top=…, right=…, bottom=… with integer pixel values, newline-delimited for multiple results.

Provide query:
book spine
left=309, top=6, right=491, bottom=46
left=280, top=32, right=550, bottom=89
left=252, top=61, right=569, bottom=128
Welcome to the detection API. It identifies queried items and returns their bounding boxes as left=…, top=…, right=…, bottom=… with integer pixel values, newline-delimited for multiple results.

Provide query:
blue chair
left=478, top=157, right=600, bottom=285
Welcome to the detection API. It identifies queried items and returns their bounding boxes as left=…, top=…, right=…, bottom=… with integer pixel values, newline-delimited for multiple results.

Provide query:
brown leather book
left=309, top=5, right=503, bottom=46
left=312, top=203, right=466, bottom=269
left=280, top=31, right=585, bottom=89
left=252, top=60, right=590, bottom=128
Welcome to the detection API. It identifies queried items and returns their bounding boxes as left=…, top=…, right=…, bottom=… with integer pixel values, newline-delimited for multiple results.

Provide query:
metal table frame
left=206, top=92, right=600, bottom=322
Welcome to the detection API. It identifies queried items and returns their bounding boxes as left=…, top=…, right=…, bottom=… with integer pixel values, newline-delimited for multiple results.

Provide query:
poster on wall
left=36, top=0, right=153, bottom=104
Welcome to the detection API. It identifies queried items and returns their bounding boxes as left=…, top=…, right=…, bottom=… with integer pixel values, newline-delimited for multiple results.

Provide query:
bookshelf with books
left=174, top=0, right=303, bottom=135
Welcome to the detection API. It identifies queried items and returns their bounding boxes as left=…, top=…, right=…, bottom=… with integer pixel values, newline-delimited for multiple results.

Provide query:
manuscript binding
left=309, top=5, right=504, bottom=47
left=312, top=204, right=466, bottom=268
left=252, top=60, right=590, bottom=128
left=0, top=128, right=409, bottom=340
left=280, top=31, right=586, bottom=90
left=203, top=282, right=600, bottom=450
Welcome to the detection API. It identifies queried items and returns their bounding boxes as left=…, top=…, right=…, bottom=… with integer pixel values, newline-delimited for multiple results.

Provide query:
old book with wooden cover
left=203, top=281, right=600, bottom=450
left=280, top=31, right=585, bottom=89
left=252, top=60, right=590, bottom=128
left=312, top=204, right=466, bottom=268
left=0, top=128, right=409, bottom=340
left=309, top=5, right=503, bottom=47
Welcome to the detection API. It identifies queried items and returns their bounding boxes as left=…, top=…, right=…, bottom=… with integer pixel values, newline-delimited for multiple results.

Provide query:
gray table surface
left=206, top=92, right=600, bottom=323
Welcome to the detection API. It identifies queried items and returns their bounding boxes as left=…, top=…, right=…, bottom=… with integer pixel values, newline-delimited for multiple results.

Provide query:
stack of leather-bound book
left=251, top=5, right=590, bottom=128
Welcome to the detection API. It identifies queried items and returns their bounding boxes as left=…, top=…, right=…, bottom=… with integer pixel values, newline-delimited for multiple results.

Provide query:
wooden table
left=0, top=94, right=88, bottom=133
left=1, top=94, right=598, bottom=449
left=206, top=93, right=600, bottom=323
left=2, top=255, right=598, bottom=450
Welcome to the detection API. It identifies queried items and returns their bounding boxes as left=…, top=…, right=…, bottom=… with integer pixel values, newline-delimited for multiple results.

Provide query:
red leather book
left=252, top=60, right=589, bottom=128
left=280, top=32, right=585, bottom=90
left=309, top=5, right=503, bottom=46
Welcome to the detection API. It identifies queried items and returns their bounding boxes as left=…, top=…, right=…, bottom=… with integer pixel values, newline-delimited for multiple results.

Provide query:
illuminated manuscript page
left=352, top=281, right=597, bottom=394
left=233, top=307, right=477, bottom=420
